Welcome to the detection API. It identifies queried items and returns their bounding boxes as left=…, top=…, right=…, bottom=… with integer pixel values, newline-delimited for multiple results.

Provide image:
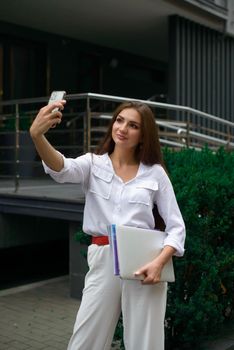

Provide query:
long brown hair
left=95, top=101, right=166, bottom=231
left=95, top=101, right=165, bottom=167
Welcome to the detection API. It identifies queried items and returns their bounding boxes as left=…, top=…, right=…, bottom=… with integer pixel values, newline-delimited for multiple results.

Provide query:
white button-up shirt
left=43, top=152, right=186, bottom=256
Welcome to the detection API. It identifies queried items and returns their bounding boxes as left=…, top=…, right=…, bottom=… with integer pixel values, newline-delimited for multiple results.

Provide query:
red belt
left=92, top=236, right=109, bottom=245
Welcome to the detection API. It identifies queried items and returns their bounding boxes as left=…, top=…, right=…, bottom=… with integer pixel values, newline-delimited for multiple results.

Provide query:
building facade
left=0, top=0, right=233, bottom=122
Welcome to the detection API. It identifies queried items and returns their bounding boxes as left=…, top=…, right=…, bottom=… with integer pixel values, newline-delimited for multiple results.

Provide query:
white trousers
left=67, top=244, right=167, bottom=350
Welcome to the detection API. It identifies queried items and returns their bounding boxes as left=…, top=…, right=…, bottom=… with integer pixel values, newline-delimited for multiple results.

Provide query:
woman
left=30, top=99, right=186, bottom=350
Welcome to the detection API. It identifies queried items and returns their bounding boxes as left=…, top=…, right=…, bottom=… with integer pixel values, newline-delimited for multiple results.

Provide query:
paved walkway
left=0, top=276, right=78, bottom=350
left=0, top=276, right=234, bottom=350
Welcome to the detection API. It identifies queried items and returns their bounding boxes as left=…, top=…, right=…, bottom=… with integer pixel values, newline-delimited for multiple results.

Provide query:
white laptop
left=109, top=224, right=175, bottom=282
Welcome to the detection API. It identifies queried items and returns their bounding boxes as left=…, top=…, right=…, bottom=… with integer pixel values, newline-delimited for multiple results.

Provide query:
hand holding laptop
left=135, top=245, right=176, bottom=284
left=108, top=225, right=175, bottom=283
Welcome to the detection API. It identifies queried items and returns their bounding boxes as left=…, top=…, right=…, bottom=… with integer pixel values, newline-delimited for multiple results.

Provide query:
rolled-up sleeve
left=154, top=167, right=186, bottom=257
left=42, top=152, right=91, bottom=190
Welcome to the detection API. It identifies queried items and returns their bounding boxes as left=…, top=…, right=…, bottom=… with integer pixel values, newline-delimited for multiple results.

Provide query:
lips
left=116, top=133, right=127, bottom=140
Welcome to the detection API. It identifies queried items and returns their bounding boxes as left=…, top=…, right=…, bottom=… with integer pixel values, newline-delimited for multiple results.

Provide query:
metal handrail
left=83, top=93, right=234, bottom=127
left=1, top=92, right=233, bottom=127
left=0, top=92, right=233, bottom=193
left=156, top=121, right=234, bottom=147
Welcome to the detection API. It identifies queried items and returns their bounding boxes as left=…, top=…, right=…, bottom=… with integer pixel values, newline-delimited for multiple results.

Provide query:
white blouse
left=43, top=152, right=186, bottom=256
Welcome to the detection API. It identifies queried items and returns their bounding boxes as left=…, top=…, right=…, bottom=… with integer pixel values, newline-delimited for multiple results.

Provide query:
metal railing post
left=14, top=104, right=20, bottom=192
left=83, top=100, right=87, bottom=153
left=226, top=126, right=231, bottom=150
left=86, top=96, right=91, bottom=153
left=186, top=113, right=191, bottom=148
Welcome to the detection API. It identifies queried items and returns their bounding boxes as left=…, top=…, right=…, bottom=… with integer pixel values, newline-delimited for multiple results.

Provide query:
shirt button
left=117, top=206, right=121, bottom=211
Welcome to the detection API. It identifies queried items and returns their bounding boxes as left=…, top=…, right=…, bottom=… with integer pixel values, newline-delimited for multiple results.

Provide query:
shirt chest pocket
left=128, top=181, right=158, bottom=206
left=89, top=165, right=114, bottom=199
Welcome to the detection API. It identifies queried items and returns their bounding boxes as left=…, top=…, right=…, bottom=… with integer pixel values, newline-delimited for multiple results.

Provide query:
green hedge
left=75, top=147, right=234, bottom=349
left=164, top=147, right=234, bottom=349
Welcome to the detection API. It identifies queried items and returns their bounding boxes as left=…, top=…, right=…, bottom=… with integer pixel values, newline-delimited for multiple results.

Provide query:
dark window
left=3, top=39, right=47, bottom=100
left=0, top=44, right=3, bottom=110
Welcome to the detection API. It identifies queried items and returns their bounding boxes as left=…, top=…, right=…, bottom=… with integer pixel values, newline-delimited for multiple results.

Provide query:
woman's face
left=112, top=108, right=142, bottom=150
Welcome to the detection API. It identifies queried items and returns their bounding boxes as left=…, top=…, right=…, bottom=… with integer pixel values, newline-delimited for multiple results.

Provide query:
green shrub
left=164, top=147, right=234, bottom=349
left=75, top=147, right=234, bottom=349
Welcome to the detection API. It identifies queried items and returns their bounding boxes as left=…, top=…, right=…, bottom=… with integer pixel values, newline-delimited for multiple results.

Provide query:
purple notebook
left=108, top=224, right=120, bottom=275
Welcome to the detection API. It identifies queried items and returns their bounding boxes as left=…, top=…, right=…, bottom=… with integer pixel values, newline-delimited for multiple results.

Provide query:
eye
left=129, top=123, right=139, bottom=129
left=116, top=116, right=123, bottom=123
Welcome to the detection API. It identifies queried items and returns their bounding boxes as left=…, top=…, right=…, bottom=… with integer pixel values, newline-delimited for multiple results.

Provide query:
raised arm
left=30, top=100, right=66, bottom=172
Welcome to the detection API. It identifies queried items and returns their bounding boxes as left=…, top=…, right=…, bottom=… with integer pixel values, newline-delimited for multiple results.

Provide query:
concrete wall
left=0, top=213, right=68, bottom=248
left=69, top=222, right=88, bottom=299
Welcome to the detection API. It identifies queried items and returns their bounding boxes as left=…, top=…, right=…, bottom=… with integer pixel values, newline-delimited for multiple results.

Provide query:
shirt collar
left=102, top=152, right=150, bottom=177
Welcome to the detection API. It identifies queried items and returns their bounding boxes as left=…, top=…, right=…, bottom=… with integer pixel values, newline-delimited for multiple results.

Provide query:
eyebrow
left=117, top=114, right=141, bottom=125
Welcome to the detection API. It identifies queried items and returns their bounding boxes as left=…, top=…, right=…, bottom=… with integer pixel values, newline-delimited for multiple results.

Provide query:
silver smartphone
left=48, top=91, right=66, bottom=112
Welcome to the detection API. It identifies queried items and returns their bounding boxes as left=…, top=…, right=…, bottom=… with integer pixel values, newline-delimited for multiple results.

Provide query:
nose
left=119, top=122, right=128, bottom=133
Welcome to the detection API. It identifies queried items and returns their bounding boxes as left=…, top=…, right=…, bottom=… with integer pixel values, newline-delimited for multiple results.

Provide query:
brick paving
left=0, top=276, right=79, bottom=350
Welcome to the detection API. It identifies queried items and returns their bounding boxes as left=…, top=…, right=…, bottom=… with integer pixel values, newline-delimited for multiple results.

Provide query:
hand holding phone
left=30, top=91, right=66, bottom=137
left=48, top=91, right=66, bottom=127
